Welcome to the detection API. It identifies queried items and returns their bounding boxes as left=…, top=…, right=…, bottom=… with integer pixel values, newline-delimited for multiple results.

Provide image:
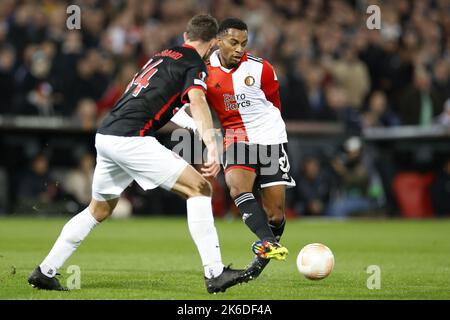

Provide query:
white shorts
left=92, top=133, right=189, bottom=201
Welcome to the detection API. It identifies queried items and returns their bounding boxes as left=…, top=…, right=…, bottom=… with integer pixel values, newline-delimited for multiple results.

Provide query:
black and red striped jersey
left=98, top=44, right=207, bottom=137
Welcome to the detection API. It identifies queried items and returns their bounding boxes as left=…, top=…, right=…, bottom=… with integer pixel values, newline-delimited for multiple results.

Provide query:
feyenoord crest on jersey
left=245, top=75, right=255, bottom=86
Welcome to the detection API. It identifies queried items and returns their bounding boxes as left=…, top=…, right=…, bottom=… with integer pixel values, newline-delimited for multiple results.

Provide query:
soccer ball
left=296, top=243, right=334, bottom=280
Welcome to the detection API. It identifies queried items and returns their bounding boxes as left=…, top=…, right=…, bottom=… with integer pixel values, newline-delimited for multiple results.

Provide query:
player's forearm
left=190, top=99, right=217, bottom=150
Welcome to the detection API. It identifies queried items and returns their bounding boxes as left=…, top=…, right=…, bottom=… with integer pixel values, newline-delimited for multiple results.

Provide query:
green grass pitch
left=0, top=216, right=449, bottom=299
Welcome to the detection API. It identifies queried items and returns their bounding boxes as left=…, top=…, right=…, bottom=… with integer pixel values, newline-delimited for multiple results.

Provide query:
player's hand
left=201, top=147, right=220, bottom=178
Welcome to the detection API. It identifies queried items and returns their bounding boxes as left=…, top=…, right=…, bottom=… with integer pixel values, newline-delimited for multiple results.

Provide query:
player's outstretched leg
left=232, top=190, right=288, bottom=280
left=244, top=185, right=288, bottom=280
left=226, top=168, right=287, bottom=246
left=28, top=198, right=118, bottom=291
left=173, top=165, right=247, bottom=293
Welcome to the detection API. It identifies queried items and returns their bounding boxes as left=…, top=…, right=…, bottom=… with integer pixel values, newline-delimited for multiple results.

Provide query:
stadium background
left=0, top=0, right=449, bottom=218
left=0, top=0, right=449, bottom=301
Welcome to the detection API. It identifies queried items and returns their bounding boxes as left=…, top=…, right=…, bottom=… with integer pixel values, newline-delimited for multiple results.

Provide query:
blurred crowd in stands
left=0, top=0, right=449, bottom=217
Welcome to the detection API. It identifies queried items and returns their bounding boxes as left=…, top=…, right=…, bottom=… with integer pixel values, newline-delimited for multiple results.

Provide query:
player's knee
left=229, top=187, right=252, bottom=200
left=89, top=200, right=115, bottom=222
left=199, top=179, right=213, bottom=197
left=189, top=178, right=212, bottom=197
left=90, top=208, right=112, bottom=222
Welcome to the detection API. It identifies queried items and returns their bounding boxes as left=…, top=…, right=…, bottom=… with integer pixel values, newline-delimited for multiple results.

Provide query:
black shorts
left=223, top=142, right=296, bottom=189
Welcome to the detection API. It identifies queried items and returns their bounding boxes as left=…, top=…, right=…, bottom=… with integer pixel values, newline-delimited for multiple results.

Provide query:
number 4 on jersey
left=126, top=58, right=163, bottom=97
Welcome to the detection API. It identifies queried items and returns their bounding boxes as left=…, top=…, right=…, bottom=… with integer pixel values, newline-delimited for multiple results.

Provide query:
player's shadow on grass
left=84, top=279, right=164, bottom=290
left=83, top=270, right=198, bottom=290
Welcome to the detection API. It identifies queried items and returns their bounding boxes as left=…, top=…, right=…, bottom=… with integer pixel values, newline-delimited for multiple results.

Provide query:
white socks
left=186, top=196, right=224, bottom=279
left=40, top=207, right=99, bottom=278
left=40, top=198, right=223, bottom=279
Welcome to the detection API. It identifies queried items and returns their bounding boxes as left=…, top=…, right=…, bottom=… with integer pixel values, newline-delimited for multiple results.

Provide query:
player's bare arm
left=188, top=88, right=220, bottom=178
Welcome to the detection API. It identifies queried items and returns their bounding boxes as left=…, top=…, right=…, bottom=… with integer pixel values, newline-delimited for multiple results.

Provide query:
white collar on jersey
left=210, top=50, right=234, bottom=73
